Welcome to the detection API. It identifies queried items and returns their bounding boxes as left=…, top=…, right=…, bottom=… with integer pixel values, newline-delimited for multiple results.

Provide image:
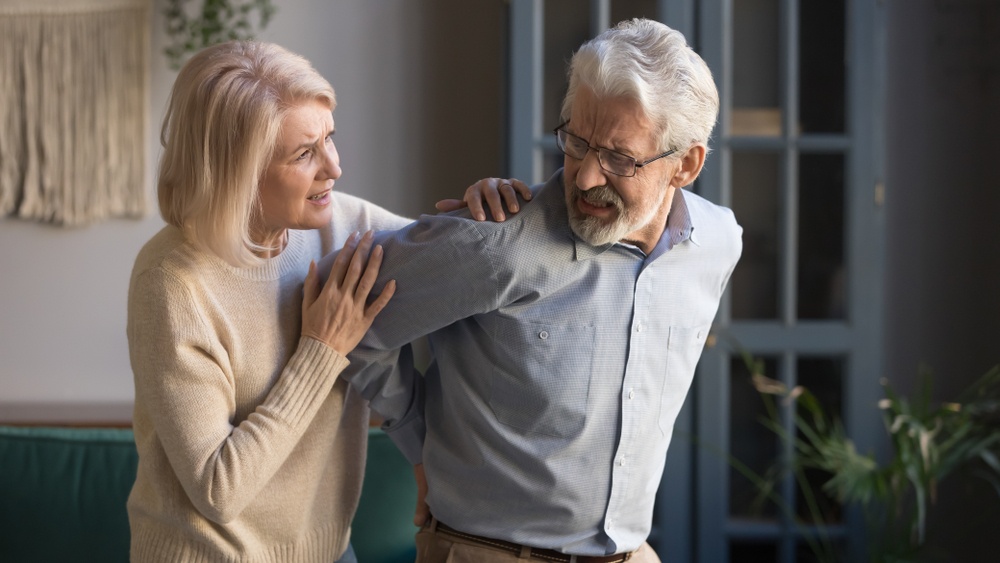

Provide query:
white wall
left=0, top=0, right=506, bottom=419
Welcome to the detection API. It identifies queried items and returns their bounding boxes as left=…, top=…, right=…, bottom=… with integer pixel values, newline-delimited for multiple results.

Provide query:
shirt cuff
left=382, top=413, right=425, bottom=465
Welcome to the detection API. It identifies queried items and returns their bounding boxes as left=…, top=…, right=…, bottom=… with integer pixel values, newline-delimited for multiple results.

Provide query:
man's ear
left=670, top=144, right=707, bottom=189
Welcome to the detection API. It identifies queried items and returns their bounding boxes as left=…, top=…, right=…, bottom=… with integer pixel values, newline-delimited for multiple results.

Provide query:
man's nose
left=575, top=149, right=607, bottom=191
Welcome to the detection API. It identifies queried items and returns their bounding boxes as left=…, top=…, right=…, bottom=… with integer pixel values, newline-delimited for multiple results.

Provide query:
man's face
left=562, top=87, right=679, bottom=253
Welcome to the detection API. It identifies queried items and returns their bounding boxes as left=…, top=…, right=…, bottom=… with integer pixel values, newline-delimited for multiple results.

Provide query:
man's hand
left=413, top=463, right=430, bottom=527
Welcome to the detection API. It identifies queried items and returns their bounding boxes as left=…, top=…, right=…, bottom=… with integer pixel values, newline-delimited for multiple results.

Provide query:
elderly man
left=338, top=18, right=741, bottom=563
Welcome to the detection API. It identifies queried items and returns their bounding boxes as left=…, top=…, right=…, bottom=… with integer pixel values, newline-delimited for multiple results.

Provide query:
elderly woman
left=126, top=41, right=526, bottom=563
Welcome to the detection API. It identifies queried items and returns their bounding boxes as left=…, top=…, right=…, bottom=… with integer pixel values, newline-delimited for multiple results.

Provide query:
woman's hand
left=435, top=177, right=532, bottom=222
left=301, top=231, right=396, bottom=356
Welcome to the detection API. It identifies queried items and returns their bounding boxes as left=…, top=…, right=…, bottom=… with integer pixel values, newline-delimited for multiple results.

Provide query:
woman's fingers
left=365, top=279, right=396, bottom=321
left=509, top=178, right=532, bottom=201
left=301, top=232, right=394, bottom=356
left=328, top=231, right=361, bottom=287
left=303, top=261, right=319, bottom=312
left=341, top=231, right=375, bottom=297
left=434, top=198, right=464, bottom=213
left=463, top=181, right=488, bottom=221
left=435, top=177, right=532, bottom=222
left=353, top=244, right=383, bottom=302
left=481, top=179, right=506, bottom=222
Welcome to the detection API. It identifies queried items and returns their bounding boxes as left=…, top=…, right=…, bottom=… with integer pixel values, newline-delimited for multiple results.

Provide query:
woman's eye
left=296, top=150, right=311, bottom=162
left=325, top=132, right=335, bottom=143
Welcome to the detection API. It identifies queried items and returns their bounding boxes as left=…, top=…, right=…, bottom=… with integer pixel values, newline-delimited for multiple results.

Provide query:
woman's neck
left=252, top=228, right=288, bottom=259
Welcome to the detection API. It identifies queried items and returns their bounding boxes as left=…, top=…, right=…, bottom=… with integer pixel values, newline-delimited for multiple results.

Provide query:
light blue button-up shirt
left=340, top=170, right=742, bottom=556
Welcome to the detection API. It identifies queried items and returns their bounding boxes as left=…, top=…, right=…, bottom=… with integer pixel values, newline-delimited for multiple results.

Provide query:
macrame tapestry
left=0, top=0, right=149, bottom=226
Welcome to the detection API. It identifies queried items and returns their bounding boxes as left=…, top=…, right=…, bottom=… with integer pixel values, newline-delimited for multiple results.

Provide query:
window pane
left=795, top=357, right=845, bottom=524
left=729, top=356, right=780, bottom=520
left=731, top=151, right=781, bottom=320
left=544, top=0, right=590, bottom=128
left=799, top=0, right=846, bottom=133
left=732, top=0, right=782, bottom=136
left=730, top=540, right=778, bottom=563
left=797, top=153, right=845, bottom=319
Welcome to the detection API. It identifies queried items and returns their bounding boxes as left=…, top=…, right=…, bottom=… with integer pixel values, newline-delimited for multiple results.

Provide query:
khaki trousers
left=414, top=520, right=662, bottom=563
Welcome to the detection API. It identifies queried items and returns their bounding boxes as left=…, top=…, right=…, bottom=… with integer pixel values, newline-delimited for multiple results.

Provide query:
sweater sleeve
left=127, top=267, right=349, bottom=524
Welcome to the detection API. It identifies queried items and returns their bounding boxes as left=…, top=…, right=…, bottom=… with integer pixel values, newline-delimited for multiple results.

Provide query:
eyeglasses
left=553, top=120, right=676, bottom=177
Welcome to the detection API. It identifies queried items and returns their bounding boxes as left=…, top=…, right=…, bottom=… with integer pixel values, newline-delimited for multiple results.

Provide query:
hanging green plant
left=163, top=0, right=277, bottom=70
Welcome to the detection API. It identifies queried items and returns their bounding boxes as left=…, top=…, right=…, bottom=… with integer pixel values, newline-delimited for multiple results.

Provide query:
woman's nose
left=322, top=141, right=342, bottom=179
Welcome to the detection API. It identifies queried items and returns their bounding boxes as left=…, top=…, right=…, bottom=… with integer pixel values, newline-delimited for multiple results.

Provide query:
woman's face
left=256, top=99, right=341, bottom=244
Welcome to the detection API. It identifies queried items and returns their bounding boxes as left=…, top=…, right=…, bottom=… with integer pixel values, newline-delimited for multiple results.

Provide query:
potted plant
left=162, top=0, right=276, bottom=69
left=736, top=357, right=1000, bottom=562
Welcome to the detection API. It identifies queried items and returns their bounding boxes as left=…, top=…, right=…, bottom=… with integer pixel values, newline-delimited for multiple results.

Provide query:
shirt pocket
left=658, top=324, right=711, bottom=435
left=488, top=317, right=596, bottom=438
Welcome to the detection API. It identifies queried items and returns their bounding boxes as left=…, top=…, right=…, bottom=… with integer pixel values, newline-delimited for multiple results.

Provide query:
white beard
left=566, top=184, right=658, bottom=247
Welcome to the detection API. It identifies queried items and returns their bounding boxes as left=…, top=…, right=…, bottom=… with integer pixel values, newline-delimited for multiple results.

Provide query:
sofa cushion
left=0, top=425, right=137, bottom=562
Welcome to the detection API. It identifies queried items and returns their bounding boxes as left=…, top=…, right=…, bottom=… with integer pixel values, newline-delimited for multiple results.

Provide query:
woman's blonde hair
left=158, top=41, right=336, bottom=266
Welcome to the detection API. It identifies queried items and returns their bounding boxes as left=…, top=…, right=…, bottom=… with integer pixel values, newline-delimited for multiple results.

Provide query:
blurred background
left=1, top=0, right=997, bottom=561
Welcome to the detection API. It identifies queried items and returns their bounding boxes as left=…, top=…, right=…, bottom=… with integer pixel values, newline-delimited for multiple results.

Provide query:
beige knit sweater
left=126, top=193, right=409, bottom=562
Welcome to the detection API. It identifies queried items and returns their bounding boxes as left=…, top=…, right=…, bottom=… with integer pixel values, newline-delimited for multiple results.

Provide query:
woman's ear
left=670, top=144, right=707, bottom=189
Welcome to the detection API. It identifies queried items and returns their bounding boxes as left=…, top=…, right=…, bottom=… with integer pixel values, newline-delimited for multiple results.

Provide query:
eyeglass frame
left=553, top=120, right=677, bottom=177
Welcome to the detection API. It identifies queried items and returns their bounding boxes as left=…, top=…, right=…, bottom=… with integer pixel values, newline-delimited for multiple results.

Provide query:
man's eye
left=604, top=151, right=632, bottom=167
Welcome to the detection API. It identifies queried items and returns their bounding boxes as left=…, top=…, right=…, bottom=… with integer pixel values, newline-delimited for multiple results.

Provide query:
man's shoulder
left=681, top=190, right=739, bottom=233
left=678, top=190, right=742, bottom=262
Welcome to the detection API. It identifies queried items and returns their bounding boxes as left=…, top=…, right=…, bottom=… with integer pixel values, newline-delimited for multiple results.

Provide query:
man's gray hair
left=561, top=18, right=719, bottom=153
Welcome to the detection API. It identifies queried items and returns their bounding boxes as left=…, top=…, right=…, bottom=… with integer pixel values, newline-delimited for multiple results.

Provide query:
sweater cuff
left=269, top=337, right=350, bottom=428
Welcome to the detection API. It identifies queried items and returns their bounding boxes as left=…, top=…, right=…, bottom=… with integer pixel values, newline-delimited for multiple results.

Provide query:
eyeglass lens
left=556, top=129, right=636, bottom=176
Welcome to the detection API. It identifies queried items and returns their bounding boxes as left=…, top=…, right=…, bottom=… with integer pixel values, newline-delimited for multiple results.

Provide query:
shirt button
left=618, top=457, right=626, bottom=467
left=538, top=331, right=548, bottom=340
left=628, top=389, right=635, bottom=400
left=635, top=323, right=644, bottom=333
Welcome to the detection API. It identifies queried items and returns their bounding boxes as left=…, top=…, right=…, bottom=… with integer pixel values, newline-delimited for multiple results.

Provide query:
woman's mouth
left=307, top=189, right=332, bottom=204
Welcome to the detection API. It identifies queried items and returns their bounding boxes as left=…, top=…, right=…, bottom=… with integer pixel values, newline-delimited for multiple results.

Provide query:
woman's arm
left=128, top=235, right=391, bottom=524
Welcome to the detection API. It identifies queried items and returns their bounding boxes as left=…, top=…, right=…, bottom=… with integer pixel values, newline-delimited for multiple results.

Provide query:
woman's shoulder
left=329, top=191, right=411, bottom=234
left=131, top=225, right=212, bottom=282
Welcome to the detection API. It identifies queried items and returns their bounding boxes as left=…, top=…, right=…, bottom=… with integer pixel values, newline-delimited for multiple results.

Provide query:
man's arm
left=319, top=213, right=500, bottom=462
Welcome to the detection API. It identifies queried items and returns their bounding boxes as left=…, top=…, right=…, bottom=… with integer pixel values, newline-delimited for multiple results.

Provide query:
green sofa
left=0, top=425, right=417, bottom=562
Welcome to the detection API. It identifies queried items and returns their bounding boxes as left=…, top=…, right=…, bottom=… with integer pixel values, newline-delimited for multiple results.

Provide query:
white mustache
left=578, top=186, right=622, bottom=207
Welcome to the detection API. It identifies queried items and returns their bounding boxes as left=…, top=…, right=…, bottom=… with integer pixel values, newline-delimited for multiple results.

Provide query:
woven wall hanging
left=0, top=0, right=149, bottom=226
